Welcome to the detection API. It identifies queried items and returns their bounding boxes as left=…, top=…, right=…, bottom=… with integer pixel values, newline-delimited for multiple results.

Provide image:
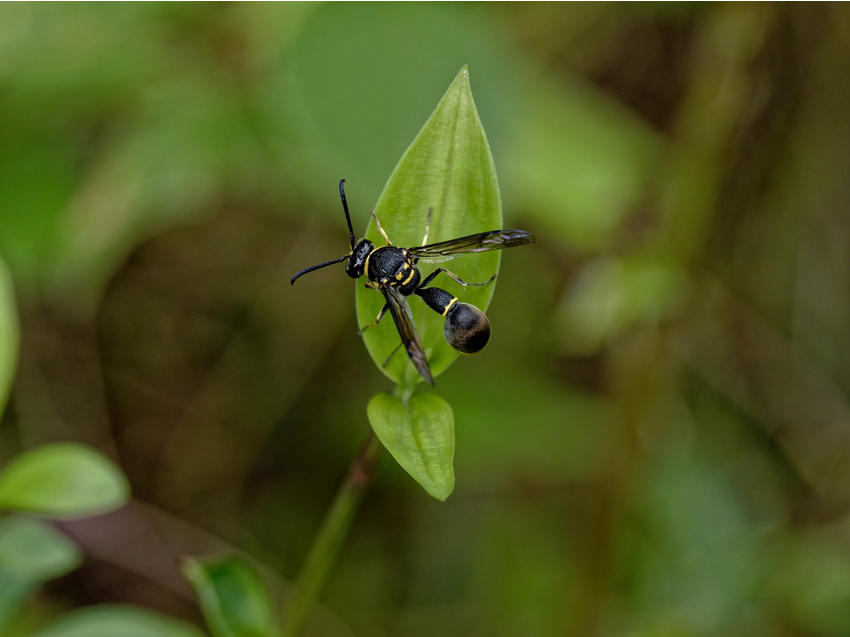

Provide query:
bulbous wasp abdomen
left=415, top=286, right=491, bottom=354
left=444, top=302, right=491, bottom=354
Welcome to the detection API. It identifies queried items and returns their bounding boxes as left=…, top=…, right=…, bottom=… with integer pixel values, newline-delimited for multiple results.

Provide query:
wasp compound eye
left=445, top=302, right=491, bottom=354
left=346, top=238, right=374, bottom=279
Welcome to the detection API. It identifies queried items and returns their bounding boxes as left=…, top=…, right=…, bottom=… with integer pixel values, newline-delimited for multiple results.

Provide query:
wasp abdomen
left=445, top=302, right=491, bottom=354
left=416, top=286, right=491, bottom=354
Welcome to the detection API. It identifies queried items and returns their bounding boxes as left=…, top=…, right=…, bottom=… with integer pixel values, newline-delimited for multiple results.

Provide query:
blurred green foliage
left=182, top=555, right=277, bottom=637
left=0, top=443, right=131, bottom=633
left=0, top=443, right=128, bottom=517
left=2, top=3, right=850, bottom=637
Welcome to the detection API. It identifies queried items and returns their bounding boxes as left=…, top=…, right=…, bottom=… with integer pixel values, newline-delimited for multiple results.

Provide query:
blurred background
left=2, top=3, right=850, bottom=636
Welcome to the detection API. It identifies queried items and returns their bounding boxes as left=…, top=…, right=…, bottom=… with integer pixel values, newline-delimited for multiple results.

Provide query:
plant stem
left=280, top=430, right=383, bottom=637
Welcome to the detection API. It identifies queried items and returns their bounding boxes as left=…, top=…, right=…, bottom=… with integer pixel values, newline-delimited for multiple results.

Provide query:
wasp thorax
left=445, top=302, right=491, bottom=354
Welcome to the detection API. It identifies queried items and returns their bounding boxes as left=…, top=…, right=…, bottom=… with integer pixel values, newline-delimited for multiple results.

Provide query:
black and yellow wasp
left=291, top=180, right=535, bottom=385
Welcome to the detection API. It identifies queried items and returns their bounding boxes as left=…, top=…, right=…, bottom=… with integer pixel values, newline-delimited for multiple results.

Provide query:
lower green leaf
left=0, top=443, right=130, bottom=518
left=367, top=392, right=455, bottom=500
left=0, top=515, right=82, bottom=632
left=30, top=605, right=207, bottom=637
left=0, top=514, right=81, bottom=581
left=0, top=256, right=18, bottom=415
left=182, top=555, right=277, bottom=637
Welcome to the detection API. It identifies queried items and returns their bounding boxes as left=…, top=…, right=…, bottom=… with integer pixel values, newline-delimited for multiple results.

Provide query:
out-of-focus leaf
left=0, top=443, right=129, bottom=518
left=444, top=368, right=610, bottom=487
left=31, top=605, right=208, bottom=637
left=556, top=254, right=689, bottom=356
left=356, top=67, right=505, bottom=389
left=0, top=515, right=81, bottom=581
left=0, top=515, right=82, bottom=631
left=0, top=4, right=261, bottom=301
left=182, top=555, right=277, bottom=637
left=368, top=392, right=454, bottom=501
left=504, top=72, right=662, bottom=250
left=0, top=4, right=171, bottom=290
left=50, top=78, right=258, bottom=304
left=620, top=445, right=764, bottom=634
left=264, top=3, right=514, bottom=207
left=767, top=536, right=850, bottom=637
left=0, top=256, right=18, bottom=414
left=0, top=138, right=76, bottom=288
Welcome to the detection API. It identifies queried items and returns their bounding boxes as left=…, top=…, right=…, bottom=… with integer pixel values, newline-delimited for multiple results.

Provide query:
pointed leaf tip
left=356, top=68, right=503, bottom=388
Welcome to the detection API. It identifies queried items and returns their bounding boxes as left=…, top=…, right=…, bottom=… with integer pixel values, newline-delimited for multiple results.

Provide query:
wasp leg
left=421, top=207, right=433, bottom=246
left=419, top=267, right=497, bottom=289
left=381, top=341, right=404, bottom=368
left=357, top=302, right=389, bottom=335
left=370, top=211, right=392, bottom=245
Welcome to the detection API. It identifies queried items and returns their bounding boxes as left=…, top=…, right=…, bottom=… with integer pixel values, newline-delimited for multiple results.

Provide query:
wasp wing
left=382, top=285, right=434, bottom=385
left=409, top=229, right=535, bottom=264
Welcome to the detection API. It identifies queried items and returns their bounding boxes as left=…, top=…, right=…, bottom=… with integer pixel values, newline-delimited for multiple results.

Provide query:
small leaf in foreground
left=0, top=443, right=130, bottom=518
left=182, top=555, right=277, bottom=637
left=0, top=256, right=18, bottom=415
left=30, top=605, right=208, bottom=637
left=367, top=392, right=455, bottom=500
left=0, top=515, right=82, bottom=581
left=0, top=515, right=82, bottom=630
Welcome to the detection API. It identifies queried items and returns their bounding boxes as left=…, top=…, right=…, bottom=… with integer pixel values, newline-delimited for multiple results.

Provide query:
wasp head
left=345, top=238, right=374, bottom=279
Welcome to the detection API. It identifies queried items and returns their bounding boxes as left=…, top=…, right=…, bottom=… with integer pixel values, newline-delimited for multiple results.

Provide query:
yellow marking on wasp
left=442, top=296, right=458, bottom=317
left=363, top=250, right=372, bottom=278
left=402, top=266, right=417, bottom=286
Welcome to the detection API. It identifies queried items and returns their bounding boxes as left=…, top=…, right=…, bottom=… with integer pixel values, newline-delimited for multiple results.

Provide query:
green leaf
left=367, top=392, right=455, bottom=500
left=0, top=515, right=82, bottom=630
left=30, top=605, right=208, bottom=637
left=182, top=555, right=277, bottom=637
left=356, top=67, right=504, bottom=389
left=0, top=443, right=130, bottom=518
left=0, top=256, right=19, bottom=414
left=0, top=515, right=81, bottom=581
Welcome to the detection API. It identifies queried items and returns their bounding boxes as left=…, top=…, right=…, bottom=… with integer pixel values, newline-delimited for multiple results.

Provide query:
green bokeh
left=1, top=3, right=850, bottom=636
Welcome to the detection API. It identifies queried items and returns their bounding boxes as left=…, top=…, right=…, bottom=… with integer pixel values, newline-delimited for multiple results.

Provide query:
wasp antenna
left=339, top=179, right=356, bottom=250
left=290, top=254, right=349, bottom=285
